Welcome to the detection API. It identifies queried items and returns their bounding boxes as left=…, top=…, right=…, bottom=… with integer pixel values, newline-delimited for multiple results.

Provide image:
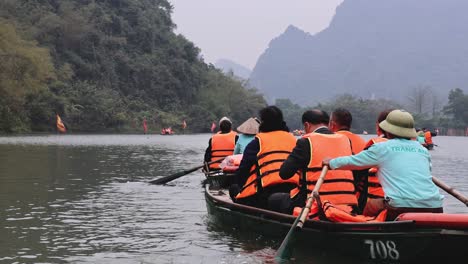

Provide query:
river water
left=0, top=134, right=467, bottom=264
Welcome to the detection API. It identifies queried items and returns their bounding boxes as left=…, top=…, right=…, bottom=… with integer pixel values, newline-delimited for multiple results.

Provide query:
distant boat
left=362, top=130, right=368, bottom=135
left=56, top=114, right=67, bottom=133
left=292, top=129, right=305, bottom=136
left=161, top=127, right=174, bottom=135
left=143, top=118, right=148, bottom=134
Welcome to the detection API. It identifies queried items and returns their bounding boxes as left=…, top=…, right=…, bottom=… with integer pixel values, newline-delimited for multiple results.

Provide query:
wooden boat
left=205, top=183, right=468, bottom=263
left=160, top=127, right=174, bottom=135
left=203, top=154, right=240, bottom=188
left=203, top=169, right=235, bottom=189
left=423, top=144, right=434, bottom=150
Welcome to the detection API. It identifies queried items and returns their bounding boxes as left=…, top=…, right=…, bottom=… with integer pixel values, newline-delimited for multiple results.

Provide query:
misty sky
left=170, top=0, right=343, bottom=69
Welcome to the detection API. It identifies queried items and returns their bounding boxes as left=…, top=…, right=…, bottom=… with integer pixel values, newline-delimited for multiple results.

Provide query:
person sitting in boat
left=357, top=109, right=394, bottom=215
left=233, top=117, right=260, bottom=155
left=323, top=109, right=444, bottom=221
left=269, top=109, right=358, bottom=215
left=229, top=106, right=299, bottom=209
left=329, top=108, right=366, bottom=154
left=422, top=127, right=436, bottom=150
left=416, top=128, right=426, bottom=145
left=204, top=117, right=238, bottom=171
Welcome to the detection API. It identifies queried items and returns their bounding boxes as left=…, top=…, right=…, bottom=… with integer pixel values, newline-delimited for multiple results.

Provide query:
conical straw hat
left=237, top=117, right=260, bottom=135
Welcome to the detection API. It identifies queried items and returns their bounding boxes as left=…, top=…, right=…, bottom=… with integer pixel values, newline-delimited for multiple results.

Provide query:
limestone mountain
left=215, top=59, right=251, bottom=80
left=249, top=0, right=468, bottom=105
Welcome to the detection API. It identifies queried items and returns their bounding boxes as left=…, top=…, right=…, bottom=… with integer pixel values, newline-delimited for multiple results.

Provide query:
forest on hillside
left=277, top=87, right=468, bottom=135
left=1, top=0, right=467, bottom=135
left=0, top=0, right=266, bottom=133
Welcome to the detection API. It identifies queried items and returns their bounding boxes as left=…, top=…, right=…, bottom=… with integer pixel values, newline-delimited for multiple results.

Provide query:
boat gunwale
left=204, top=185, right=424, bottom=232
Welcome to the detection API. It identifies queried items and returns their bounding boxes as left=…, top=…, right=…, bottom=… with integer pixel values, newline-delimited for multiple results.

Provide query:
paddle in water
left=148, top=157, right=225, bottom=185
left=275, top=166, right=329, bottom=261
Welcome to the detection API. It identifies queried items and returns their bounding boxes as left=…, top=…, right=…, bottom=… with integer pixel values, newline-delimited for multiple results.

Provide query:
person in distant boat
left=357, top=109, right=394, bottom=215
left=234, top=117, right=260, bottom=154
left=416, top=128, right=426, bottom=145
left=269, top=109, right=358, bottom=215
left=204, top=117, right=238, bottom=170
left=229, top=106, right=299, bottom=209
left=323, top=110, right=444, bottom=221
left=422, top=127, right=436, bottom=150
left=329, top=108, right=366, bottom=154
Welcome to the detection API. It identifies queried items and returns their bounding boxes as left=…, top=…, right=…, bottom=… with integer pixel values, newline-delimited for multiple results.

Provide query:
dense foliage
left=1, top=0, right=466, bottom=135
left=0, top=0, right=266, bottom=133
left=278, top=91, right=468, bottom=135
left=276, top=95, right=402, bottom=133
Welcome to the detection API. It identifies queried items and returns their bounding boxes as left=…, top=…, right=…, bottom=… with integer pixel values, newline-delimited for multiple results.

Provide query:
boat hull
left=205, top=185, right=468, bottom=263
left=204, top=170, right=235, bottom=189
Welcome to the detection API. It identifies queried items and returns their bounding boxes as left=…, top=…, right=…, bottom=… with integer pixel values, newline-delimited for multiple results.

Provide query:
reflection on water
left=0, top=135, right=467, bottom=263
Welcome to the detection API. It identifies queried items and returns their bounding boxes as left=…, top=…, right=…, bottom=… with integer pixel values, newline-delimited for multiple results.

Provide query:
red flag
left=143, top=118, right=148, bottom=134
left=182, top=120, right=187, bottom=129
left=210, top=122, right=216, bottom=132
left=56, top=114, right=66, bottom=133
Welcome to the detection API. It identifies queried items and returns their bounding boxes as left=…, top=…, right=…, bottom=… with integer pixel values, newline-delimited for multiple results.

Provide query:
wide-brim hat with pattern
left=236, top=117, right=260, bottom=135
left=379, top=109, right=417, bottom=138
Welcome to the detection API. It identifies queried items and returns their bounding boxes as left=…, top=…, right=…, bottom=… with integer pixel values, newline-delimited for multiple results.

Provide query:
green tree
left=443, top=88, right=468, bottom=128
left=275, top=98, right=304, bottom=130
left=0, top=21, right=56, bottom=132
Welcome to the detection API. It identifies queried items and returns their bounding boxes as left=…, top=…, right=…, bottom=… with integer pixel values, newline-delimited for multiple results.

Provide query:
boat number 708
left=364, top=239, right=400, bottom=260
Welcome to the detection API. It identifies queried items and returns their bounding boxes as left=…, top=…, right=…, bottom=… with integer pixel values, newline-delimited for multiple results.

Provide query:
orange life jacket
left=236, top=131, right=299, bottom=199
left=336, top=130, right=366, bottom=154
left=322, top=201, right=387, bottom=222
left=292, top=201, right=386, bottom=222
left=290, top=133, right=358, bottom=207
left=363, top=137, right=387, bottom=199
left=424, top=131, right=433, bottom=145
left=209, top=131, right=237, bottom=169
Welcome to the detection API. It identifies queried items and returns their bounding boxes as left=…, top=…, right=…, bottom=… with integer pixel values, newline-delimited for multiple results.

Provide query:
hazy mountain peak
left=250, top=0, right=468, bottom=105
left=284, top=25, right=307, bottom=35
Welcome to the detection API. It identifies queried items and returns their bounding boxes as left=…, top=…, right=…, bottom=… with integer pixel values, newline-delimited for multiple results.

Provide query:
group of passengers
left=204, top=106, right=444, bottom=221
left=416, top=127, right=437, bottom=150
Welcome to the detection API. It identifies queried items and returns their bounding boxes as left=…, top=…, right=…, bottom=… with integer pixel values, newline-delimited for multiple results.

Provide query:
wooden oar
left=433, top=176, right=468, bottom=207
left=275, top=166, right=329, bottom=261
left=148, top=157, right=225, bottom=185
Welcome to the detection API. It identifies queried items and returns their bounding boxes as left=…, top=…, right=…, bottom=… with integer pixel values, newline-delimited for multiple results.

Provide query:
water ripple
left=0, top=135, right=467, bottom=263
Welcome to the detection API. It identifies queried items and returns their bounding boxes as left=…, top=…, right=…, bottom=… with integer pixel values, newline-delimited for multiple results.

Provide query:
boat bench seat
left=396, top=213, right=468, bottom=229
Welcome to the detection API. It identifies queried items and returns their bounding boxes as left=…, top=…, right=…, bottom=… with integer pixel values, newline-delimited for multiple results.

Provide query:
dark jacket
left=280, top=126, right=333, bottom=180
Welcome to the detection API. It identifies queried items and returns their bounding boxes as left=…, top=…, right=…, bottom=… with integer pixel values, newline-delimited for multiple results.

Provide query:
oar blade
left=275, top=225, right=298, bottom=261
left=148, top=157, right=225, bottom=185
left=274, top=166, right=328, bottom=261
left=148, top=171, right=188, bottom=185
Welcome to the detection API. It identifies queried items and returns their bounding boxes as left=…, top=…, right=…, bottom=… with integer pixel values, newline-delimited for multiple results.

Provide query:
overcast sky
left=169, top=0, right=343, bottom=69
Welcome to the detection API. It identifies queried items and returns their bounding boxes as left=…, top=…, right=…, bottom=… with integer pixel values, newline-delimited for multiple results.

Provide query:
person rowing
left=323, top=109, right=444, bottom=220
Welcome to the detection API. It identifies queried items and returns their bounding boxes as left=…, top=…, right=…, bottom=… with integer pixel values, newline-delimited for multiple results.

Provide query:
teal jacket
left=417, top=135, right=426, bottom=144
left=330, top=138, right=443, bottom=208
left=234, top=134, right=255, bottom=154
